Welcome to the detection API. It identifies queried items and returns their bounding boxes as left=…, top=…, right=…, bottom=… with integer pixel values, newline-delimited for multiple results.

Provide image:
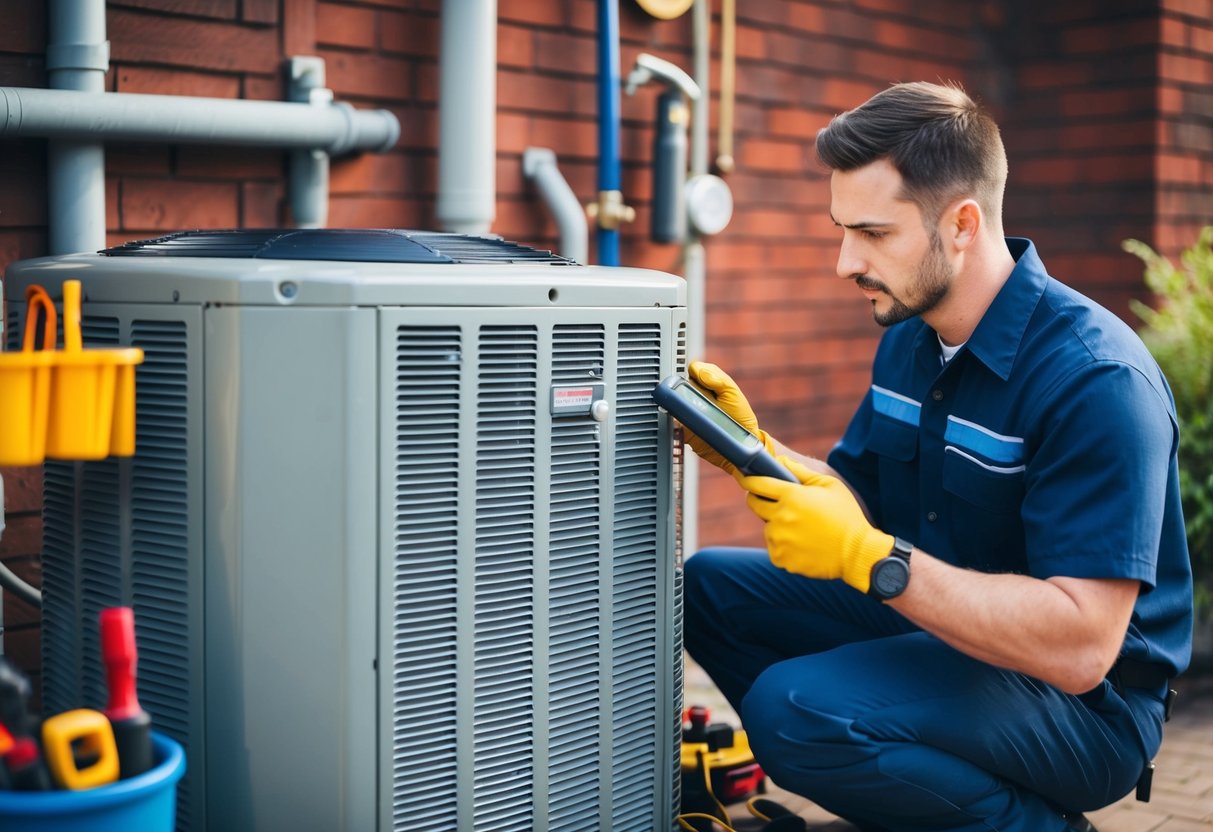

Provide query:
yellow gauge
left=635, top=0, right=694, bottom=20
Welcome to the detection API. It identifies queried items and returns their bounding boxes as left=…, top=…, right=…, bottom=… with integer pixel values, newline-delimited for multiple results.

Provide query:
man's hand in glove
left=742, top=457, right=894, bottom=594
left=683, top=361, right=777, bottom=477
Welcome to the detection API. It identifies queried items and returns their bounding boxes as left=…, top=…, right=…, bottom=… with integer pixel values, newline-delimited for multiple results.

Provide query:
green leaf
left=1126, top=229, right=1213, bottom=619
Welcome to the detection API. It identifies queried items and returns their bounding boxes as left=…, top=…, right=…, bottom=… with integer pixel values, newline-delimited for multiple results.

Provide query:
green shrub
left=1124, top=229, right=1213, bottom=617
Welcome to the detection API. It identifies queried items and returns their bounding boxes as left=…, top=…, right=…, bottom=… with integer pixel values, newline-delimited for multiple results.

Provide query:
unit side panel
left=380, top=319, right=465, bottom=832
left=546, top=321, right=607, bottom=832
left=611, top=320, right=668, bottom=831
left=377, top=307, right=680, bottom=832
left=33, top=301, right=205, bottom=832
left=667, top=314, right=688, bottom=828
left=203, top=305, right=378, bottom=832
left=472, top=322, right=539, bottom=831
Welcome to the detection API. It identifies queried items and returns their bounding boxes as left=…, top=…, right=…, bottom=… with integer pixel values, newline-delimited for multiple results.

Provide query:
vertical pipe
left=681, top=241, right=703, bottom=558
left=689, top=0, right=710, bottom=181
left=596, top=0, right=622, bottom=266
left=438, top=0, right=497, bottom=235
left=523, top=148, right=589, bottom=265
left=687, top=0, right=711, bottom=365
left=289, top=149, right=330, bottom=229
left=47, top=0, right=109, bottom=254
left=287, top=57, right=331, bottom=228
left=680, top=0, right=715, bottom=558
left=715, top=0, right=736, bottom=173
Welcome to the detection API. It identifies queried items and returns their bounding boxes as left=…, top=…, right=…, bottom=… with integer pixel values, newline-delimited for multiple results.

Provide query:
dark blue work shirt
left=828, top=238, right=1193, bottom=678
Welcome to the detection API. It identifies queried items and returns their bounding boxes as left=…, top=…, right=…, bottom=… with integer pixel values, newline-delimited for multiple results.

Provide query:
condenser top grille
left=7, top=231, right=684, bottom=311
left=101, top=229, right=575, bottom=265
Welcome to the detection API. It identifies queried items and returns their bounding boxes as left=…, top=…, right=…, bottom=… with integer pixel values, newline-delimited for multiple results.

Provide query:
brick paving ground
left=685, top=661, right=1213, bottom=832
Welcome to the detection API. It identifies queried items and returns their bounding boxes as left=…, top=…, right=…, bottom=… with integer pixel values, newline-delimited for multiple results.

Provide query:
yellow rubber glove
left=741, top=457, right=894, bottom=594
left=683, top=361, right=777, bottom=478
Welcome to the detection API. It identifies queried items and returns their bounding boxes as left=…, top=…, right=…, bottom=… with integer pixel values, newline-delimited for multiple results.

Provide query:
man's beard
left=856, top=233, right=954, bottom=327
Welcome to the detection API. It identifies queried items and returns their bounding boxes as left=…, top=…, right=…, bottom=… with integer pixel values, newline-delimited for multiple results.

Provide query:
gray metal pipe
left=289, top=148, right=330, bottom=228
left=523, top=148, right=588, bottom=264
left=681, top=0, right=715, bottom=557
left=47, top=0, right=108, bottom=90
left=287, top=57, right=335, bottom=228
left=690, top=0, right=710, bottom=181
left=47, top=0, right=109, bottom=254
left=0, top=87, right=400, bottom=155
left=438, top=0, right=497, bottom=234
left=46, top=141, right=105, bottom=255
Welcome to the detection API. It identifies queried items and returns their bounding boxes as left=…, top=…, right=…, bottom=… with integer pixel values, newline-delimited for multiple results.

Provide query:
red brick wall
left=0, top=1, right=1203, bottom=681
left=993, top=0, right=1161, bottom=320
left=0, top=0, right=49, bottom=694
left=1158, top=0, right=1213, bottom=258
left=690, top=1, right=981, bottom=546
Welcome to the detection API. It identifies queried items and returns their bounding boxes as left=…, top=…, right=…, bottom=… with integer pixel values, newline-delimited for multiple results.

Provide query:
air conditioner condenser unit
left=3, top=229, right=688, bottom=832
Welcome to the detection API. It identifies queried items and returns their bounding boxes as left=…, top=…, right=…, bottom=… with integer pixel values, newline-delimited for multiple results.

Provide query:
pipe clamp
left=46, top=42, right=111, bottom=74
left=0, top=87, right=22, bottom=134
left=328, top=101, right=357, bottom=155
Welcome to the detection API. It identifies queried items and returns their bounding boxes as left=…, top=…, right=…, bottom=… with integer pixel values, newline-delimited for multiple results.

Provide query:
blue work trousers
left=684, top=547, right=1167, bottom=832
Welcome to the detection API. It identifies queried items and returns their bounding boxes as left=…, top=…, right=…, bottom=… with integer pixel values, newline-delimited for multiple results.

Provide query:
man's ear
left=945, top=199, right=982, bottom=251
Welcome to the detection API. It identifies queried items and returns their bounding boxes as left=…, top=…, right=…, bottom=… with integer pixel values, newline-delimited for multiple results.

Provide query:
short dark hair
left=815, top=81, right=1008, bottom=228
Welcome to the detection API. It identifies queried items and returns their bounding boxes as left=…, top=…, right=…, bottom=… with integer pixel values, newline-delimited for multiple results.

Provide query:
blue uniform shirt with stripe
left=827, top=238, right=1193, bottom=678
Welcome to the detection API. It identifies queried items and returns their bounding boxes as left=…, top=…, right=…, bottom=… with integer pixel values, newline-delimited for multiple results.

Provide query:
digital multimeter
left=652, top=375, right=797, bottom=482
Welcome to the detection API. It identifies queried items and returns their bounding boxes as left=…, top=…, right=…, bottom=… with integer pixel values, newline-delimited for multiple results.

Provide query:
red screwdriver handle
left=100, top=607, right=142, bottom=720
left=100, top=606, right=154, bottom=779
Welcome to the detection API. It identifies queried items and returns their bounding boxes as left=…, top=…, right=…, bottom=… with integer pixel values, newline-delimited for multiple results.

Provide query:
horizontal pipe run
left=0, top=87, right=400, bottom=154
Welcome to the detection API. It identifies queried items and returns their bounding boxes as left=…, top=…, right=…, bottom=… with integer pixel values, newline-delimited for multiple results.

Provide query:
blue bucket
left=0, top=732, right=184, bottom=832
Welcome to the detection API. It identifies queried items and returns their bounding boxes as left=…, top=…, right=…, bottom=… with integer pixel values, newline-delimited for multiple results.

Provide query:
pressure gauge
left=684, top=174, right=733, bottom=236
left=635, top=0, right=694, bottom=19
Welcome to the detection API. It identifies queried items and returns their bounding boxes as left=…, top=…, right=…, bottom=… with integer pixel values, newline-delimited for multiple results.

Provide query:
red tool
left=2, top=732, right=52, bottom=791
left=0, top=722, right=13, bottom=789
left=0, top=656, right=50, bottom=790
left=100, top=606, right=154, bottom=779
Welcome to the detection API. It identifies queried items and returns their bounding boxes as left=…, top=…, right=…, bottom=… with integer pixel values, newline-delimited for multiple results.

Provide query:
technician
left=682, top=81, right=1193, bottom=832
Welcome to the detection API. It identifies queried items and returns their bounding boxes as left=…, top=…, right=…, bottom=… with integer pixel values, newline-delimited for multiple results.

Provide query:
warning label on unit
left=551, top=383, right=605, bottom=416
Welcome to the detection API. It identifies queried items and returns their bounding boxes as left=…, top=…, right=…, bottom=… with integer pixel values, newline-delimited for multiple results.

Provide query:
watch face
left=872, top=557, right=910, bottom=599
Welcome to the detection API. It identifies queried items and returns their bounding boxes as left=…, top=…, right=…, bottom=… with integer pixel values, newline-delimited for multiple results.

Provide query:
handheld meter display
left=652, top=375, right=798, bottom=482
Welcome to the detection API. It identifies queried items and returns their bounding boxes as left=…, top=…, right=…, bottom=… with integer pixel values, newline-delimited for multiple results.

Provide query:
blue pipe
left=596, top=0, right=621, bottom=266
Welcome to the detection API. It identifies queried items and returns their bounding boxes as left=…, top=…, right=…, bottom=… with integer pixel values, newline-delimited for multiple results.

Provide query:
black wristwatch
left=869, top=537, right=913, bottom=601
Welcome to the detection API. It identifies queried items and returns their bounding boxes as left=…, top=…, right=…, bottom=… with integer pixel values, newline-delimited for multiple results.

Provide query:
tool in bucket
left=0, top=655, right=51, bottom=792
left=100, top=607, right=154, bottom=780
left=41, top=710, right=120, bottom=791
left=0, top=279, right=143, bottom=465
